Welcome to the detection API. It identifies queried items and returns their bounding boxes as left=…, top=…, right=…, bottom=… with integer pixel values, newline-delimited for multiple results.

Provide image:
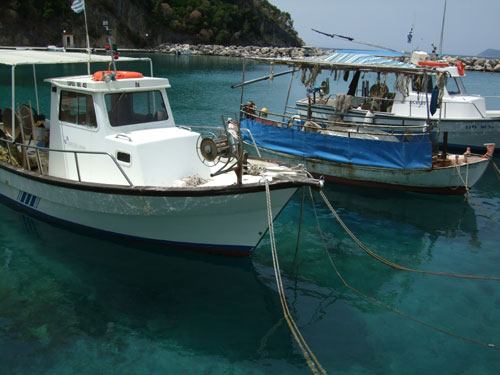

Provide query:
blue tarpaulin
left=240, top=118, right=431, bottom=169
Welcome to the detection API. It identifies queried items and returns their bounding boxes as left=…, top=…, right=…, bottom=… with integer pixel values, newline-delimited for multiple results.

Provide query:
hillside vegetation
left=0, top=0, right=303, bottom=48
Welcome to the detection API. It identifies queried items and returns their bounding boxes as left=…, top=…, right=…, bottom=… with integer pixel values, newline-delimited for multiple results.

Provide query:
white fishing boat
left=233, top=57, right=494, bottom=195
left=0, top=48, right=322, bottom=256
left=293, top=51, right=500, bottom=150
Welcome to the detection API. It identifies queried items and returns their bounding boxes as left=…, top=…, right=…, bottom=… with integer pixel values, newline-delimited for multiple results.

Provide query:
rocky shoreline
left=156, top=43, right=500, bottom=72
left=156, top=43, right=327, bottom=59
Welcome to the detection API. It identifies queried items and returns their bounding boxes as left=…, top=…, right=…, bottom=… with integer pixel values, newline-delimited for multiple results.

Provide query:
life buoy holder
left=456, top=60, right=465, bottom=76
left=92, top=71, right=144, bottom=81
left=417, top=61, right=449, bottom=68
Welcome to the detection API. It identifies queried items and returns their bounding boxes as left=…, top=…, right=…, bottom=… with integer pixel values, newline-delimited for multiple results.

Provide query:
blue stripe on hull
left=0, top=193, right=254, bottom=257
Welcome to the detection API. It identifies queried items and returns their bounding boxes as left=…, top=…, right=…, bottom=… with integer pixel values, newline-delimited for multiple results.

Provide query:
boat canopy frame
left=0, top=49, right=153, bottom=142
left=237, top=54, right=451, bottom=126
left=246, top=55, right=430, bottom=77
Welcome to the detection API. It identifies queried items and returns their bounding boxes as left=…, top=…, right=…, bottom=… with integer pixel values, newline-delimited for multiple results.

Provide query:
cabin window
left=59, top=90, right=97, bottom=127
left=105, top=90, right=168, bottom=127
left=411, top=75, right=435, bottom=93
left=445, top=77, right=461, bottom=95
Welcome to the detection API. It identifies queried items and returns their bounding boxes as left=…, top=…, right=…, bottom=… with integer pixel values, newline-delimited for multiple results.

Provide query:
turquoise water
left=1, top=55, right=500, bottom=374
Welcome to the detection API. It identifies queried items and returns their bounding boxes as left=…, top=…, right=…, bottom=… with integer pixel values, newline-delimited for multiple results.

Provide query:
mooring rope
left=293, top=188, right=306, bottom=265
left=318, top=189, right=500, bottom=281
left=308, top=187, right=500, bottom=352
left=455, top=161, right=499, bottom=224
left=492, top=159, right=500, bottom=183
left=467, top=193, right=499, bottom=224
left=264, top=181, right=326, bottom=375
left=453, top=161, right=472, bottom=201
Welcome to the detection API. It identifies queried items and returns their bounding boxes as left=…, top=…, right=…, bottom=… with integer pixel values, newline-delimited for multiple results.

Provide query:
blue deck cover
left=241, top=118, right=432, bottom=169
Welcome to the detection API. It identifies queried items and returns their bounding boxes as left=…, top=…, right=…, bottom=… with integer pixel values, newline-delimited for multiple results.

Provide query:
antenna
left=438, top=0, right=447, bottom=57
left=312, top=28, right=402, bottom=54
left=103, top=21, right=118, bottom=74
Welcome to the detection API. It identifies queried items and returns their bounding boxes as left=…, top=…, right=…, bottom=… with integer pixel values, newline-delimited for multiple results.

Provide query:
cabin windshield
left=105, top=90, right=168, bottom=127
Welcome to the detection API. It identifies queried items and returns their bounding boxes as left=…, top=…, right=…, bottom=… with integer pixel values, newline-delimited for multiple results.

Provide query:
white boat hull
left=0, top=162, right=303, bottom=256
left=248, top=146, right=490, bottom=195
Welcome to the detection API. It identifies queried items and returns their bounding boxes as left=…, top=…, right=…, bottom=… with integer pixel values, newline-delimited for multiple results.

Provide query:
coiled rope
left=309, top=187, right=500, bottom=352
left=264, top=181, right=326, bottom=375
left=317, top=189, right=500, bottom=281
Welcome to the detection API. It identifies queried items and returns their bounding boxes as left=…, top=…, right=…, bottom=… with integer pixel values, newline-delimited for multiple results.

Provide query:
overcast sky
left=269, top=0, right=499, bottom=56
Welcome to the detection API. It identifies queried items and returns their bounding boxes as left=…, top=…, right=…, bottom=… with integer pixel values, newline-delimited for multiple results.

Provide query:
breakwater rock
left=156, top=43, right=500, bottom=73
left=444, top=56, right=500, bottom=73
left=156, top=43, right=329, bottom=58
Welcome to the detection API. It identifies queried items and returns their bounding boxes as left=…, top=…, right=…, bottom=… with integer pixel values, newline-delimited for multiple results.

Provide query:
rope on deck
left=318, top=189, right=500, bottom=281
left=309, top=187, right=500, bottom=352
left=264, top=181, right=326, bottom=375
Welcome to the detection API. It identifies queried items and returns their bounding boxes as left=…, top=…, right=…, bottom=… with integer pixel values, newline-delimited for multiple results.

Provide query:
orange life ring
left=456, top=60, right=465, bottom=76
left=92, top=71, right=144, bottom=81
left=417, top=61, right=449, bottom=68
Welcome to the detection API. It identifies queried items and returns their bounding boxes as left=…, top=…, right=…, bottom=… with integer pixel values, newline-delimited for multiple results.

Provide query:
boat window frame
left=58, top=89, right=98, bottom=129
left=445, top=76, right=464, bottom=96
left=454, top=77, right=467, bottom=96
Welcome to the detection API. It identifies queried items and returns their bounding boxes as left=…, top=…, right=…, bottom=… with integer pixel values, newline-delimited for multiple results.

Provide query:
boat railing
left=285, top=103, right=426, bottom=127
left=306, top=92, right=499, bottom=119
left=0, top=138, right=134, bottom=186
left=241, top=105, right=430, bottom=138
left=306, top=93, right=425, bottom=118
left=297, top=95, right=416, bottom=119
left=328, top=93, right=500, bottom=119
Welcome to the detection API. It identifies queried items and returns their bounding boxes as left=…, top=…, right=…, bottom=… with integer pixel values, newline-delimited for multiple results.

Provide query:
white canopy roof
left=0, top=49, right=150, bottom=66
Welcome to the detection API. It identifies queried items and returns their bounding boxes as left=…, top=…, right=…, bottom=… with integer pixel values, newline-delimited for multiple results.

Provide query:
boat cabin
left=46, top=72, right=210, bottom=186
left=390, top=65, right=488, bottom=119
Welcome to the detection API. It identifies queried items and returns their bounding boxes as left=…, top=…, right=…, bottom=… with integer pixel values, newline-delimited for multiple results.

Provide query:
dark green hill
left=0, top=0, right=303, bottom=48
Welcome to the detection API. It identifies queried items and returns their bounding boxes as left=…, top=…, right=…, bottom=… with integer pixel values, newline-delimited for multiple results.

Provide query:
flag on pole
left=407, top=26, right=414, bottom=44
left=71, top=0, right=85, bottom=14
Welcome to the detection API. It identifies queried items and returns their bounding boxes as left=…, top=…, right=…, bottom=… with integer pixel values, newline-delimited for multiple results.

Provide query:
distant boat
left=0, top=49, right=321, bottom=256
left=291, top=51, right=500, bottom=151
left=47, top=45, right=65, bottom=52
left=233, top=55, right=494, bottom=195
